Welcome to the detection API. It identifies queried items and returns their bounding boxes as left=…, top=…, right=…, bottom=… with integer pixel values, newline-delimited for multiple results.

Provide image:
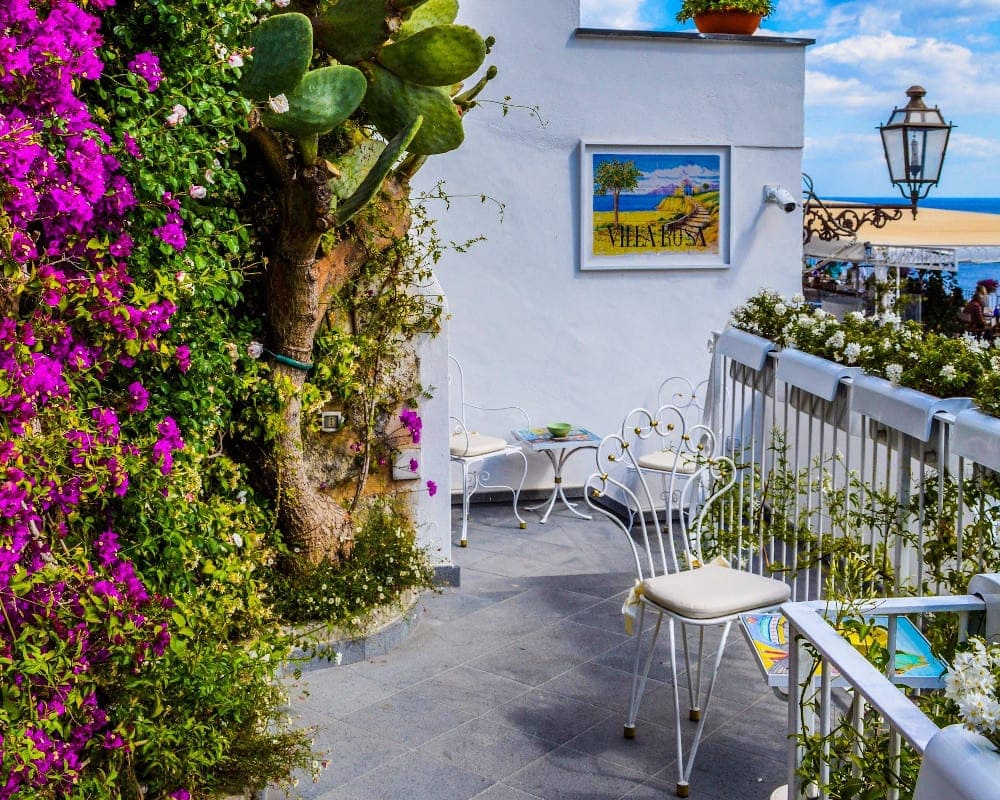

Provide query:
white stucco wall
left=413, top=0, right=810, bottom=552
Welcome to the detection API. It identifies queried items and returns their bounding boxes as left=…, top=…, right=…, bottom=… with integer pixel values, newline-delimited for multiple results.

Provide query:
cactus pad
left=362, top=65, right=464, bottom=155
left=378, top=25, right=485, bottom=86
left=328, top=137, right=385, bottom=201
left=238, top=13, right=313, bottom=101
left=261, top=65, right=367, bottom=136
left=398, top=0, right=459, bottom=38
left=313, top=0, right=392, bottom=64
left=333, top=116, right=423, bottom=226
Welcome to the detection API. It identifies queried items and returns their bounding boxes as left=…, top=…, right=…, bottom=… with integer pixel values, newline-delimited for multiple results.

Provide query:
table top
left=512, top=426, right=601, bottom=451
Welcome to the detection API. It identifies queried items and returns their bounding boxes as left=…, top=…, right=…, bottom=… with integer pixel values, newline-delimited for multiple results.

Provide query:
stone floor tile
left=482, top=688, right=613, bottom=745
left=317, top=749, right=492, bottom=800
left=418, top=717, right=559, bottom=781
left=504, top=745, right=652, bottom=800
left=332, top=686, right=476, bottom=748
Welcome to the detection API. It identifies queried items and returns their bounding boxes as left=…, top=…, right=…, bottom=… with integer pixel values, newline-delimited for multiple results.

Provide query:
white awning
left=804, top=239, right=957, bottom=271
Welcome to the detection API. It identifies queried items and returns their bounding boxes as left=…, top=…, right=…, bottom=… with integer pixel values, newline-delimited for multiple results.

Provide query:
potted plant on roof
left=676, top=0, right=776, bottom=34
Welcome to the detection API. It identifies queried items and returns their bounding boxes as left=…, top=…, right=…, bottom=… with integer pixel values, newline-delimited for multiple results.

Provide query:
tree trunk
left=251, top=126, right=412, bottom=567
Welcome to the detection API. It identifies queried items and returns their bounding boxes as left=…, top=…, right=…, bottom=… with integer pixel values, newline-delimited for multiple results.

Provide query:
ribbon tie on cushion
left=622, top=579, right=644, bottom=635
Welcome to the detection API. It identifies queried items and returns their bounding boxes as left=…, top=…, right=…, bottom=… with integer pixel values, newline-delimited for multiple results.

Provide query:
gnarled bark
left=248, top=126, right=412, bottom=567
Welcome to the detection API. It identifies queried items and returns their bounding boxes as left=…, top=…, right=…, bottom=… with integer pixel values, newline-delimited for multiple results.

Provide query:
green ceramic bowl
left=546, top=422, right=573, bottom=438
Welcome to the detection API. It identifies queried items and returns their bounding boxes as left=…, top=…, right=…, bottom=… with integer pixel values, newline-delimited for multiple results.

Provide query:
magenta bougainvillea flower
left=0, top=0, right=191, bottom=794
left=127, top=51, right=163, bottom=91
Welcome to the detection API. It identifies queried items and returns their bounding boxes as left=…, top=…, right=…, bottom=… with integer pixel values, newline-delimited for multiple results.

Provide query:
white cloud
left=807, top=32, right=1000, bottom=115
left=948, top=132, right=1000, bottom=159
left=804, top=70, right=875, bottom=109
left=634, top=165, right=719, bottom=193
left=579, top=0, right=649, bottom=29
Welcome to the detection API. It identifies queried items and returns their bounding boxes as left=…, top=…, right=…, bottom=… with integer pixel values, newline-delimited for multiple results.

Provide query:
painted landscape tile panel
left=580, top=144, right=728, bottom=269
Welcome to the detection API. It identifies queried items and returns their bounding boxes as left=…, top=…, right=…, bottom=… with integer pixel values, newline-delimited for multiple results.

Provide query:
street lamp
left=879, top=85, right=953, bottom=218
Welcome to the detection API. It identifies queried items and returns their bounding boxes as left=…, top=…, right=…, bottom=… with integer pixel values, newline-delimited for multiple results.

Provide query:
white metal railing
left=707, top=327, right=1000, bottom=602
left=704, top=328, right=1000, bottom=798
left=783, top=595, right=985, bottom=800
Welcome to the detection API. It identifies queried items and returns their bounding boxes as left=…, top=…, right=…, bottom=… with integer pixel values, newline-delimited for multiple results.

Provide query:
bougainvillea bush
left=1, top=0, right=312, bottom=796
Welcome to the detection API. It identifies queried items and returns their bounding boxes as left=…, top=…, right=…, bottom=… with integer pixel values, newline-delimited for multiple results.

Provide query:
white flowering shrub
left=731, top=289, right=996, bottom=408
left=945, top=638, right=1000, bottom=748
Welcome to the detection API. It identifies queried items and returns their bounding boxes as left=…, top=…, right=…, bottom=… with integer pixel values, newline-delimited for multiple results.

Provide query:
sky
left=579, top=0, right=1000, bottom=198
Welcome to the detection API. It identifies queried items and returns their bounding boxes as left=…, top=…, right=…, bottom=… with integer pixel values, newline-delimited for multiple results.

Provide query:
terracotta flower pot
left=693, top=11, right=762, bottom=34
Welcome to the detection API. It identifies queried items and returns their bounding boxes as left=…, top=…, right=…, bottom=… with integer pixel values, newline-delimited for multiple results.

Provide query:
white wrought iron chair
left=620, top=378, right=711, bottom=530
left=448, top=355, right=529, bottom=547
left=585, top=405, right=791, bottom=798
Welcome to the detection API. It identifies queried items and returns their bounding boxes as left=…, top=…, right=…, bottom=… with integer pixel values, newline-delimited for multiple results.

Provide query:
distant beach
left=833, top=197, right=1000, bottom=297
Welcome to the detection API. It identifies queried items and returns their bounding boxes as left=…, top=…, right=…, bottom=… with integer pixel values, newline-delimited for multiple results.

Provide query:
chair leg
left=459, top=462, right=471, bottom=547
left=624, top=605, right=662, bottom=739
left=512, top=450, right=528, bottom=530
left=674, top=620, right=734, bottom=797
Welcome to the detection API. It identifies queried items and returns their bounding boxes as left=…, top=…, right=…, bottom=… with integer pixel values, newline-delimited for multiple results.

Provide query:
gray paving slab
left=418, top=716, right=559, bottom=781
left=280, top=502, right=790, bottom=800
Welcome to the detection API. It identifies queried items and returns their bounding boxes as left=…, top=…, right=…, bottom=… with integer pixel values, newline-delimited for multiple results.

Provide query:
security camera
left=763, top=185, right=798, bottom=213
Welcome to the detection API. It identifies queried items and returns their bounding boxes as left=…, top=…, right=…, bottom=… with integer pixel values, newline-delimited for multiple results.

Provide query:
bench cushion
left=642, top=564, right=790, bottom=620
left=450, top=432, right=509, bottom=457
left=637, top=449, right=699, bottom=474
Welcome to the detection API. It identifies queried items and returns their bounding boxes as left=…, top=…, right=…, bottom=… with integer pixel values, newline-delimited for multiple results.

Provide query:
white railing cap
left=851, top=373, right=975, bottom=442
left=953, top=408, right=1000, bottom=472
left=775, top=348, right=860, bottom=402
left=716, top=326, right=776, bottom=371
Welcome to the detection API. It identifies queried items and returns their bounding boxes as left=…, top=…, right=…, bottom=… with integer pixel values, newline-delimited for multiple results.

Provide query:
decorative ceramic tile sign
left=580, top=142, right=730, bottom=270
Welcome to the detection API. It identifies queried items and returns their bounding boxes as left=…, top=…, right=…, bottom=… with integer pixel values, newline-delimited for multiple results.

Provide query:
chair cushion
left=637, top=449, right=699, bottom=474
left=641, top=564, right=790, bottom=620
left=450, top=432, right=508, bottom=457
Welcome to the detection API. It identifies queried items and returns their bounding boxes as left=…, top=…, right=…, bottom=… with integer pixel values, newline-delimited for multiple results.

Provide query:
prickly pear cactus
left=238, top=0, right=498, bottom=568
left=238, top=12, right=313, bottom=101
left=260, top=65, right=367, bottom=137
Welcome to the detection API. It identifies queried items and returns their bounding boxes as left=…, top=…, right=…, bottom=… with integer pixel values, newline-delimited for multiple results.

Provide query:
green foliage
left=675, top=0, right=776, bottom=22
left=311, top=202, right=453, bottom=506
left=268, top=496, right=435, bottom=627
left=83, top=0, right=316, bottom=793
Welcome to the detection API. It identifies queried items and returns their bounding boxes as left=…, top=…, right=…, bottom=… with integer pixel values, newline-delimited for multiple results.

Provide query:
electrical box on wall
left=320, top=411, right=343, bottom=433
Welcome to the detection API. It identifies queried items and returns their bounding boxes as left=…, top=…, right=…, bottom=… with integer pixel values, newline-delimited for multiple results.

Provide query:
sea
left=832, top=197, right=1000, bottom=298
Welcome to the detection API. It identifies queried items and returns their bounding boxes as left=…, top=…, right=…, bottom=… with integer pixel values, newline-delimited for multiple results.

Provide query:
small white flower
left=228, top=53, right=244, bottom=68
left=774, top=303, right=787, bottom=316
left=188, top=184, right=207, bottom=199
left=165, top=103, right=188, bottom=127
left=204, top=168, right=215, bottom=184
left=797, top=313, right=815, bottom=328
left=844, top=343, right=862, bottom=365
left=940, top=364, right=958, bottom=381
left=248, top=341, right=264, bottom=359
left=267, top=93, right=290, bottom=113
left=847, top=311, right=866, bottom=323
left=828, top=330, right=845, bottom=349
left=214, top=43, right=229, bottom=60
left=886, top=363, right=903, bottom=384
left=232, top=532, right=244, bottom=548
left=790, top=293, right=805, bottom=307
